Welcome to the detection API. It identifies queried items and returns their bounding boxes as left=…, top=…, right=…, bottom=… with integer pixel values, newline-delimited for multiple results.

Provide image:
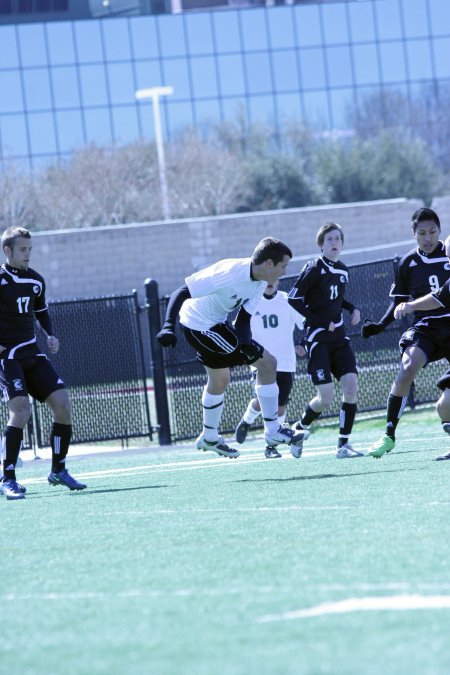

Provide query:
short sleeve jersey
left=0, top=263, right=47, bottom=358
left=250, top=291, right=304, bottom=372
left=390, top=243, right=450, bottom=322
left=432, top=278, right=450, bottom=312
left=179, top=258, right=267, bottom=331
left=288, top=256, right=349, bottom=343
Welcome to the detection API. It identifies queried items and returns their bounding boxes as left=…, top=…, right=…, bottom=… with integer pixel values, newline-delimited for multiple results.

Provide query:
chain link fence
left=151, top=258, right=448, bottom=443
left=0, top=292, right=153, bottom=450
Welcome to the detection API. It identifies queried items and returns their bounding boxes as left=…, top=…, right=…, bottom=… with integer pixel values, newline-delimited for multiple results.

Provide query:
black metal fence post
left=145, top=278, right=172, bottom=445
left=132, top=290, right=153, bottom=442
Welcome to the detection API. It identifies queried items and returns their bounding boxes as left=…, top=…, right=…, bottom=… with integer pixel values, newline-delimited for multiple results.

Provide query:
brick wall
left=29, top=197, right=425, bottom=301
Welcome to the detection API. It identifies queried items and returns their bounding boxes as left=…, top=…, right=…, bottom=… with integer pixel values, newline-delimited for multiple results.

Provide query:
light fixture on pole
left=135, top=86, right=174, bottom=220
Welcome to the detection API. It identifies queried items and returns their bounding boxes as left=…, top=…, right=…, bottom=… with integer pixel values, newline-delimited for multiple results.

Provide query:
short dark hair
left=1, top=226, right=31, bottom=252
left=252, top=237, right=292, bottom=265
left=411, top=208, right=440, bottom=233
left=316, top=222, right=343, bottom=248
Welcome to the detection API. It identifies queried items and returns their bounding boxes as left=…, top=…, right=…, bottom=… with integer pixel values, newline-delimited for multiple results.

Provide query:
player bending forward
left=157, top=238, right=308, bottom=459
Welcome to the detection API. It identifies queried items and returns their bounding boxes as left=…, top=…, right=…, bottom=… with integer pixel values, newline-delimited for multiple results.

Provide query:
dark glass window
left=0, top=0, right=11, bottom=15
left=18, top=0, right=32, bottom=12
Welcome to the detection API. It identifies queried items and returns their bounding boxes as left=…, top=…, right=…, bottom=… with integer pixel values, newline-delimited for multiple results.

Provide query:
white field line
left=18, top=435, right=446, bottom=487
left=4, top=586, right=450, bottom=603
left=257, top=595, right=450, bottom=622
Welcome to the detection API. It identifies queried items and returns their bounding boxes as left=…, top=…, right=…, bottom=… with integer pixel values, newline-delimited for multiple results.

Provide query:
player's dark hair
left=316, top=222, right=343, bottom=248
left=411, top=208, right=440, bottom=233
left=252, top=237, right=292, bottom=265
left=1, top=227, right=31, bottom=252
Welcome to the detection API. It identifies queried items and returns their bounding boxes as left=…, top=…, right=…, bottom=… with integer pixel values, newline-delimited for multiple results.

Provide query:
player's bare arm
left=394, top=294, right=441, bottom=320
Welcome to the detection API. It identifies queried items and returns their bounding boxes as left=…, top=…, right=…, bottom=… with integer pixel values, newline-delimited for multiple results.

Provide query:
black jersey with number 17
left=0, top=263, right=48, bottom=358
left=390, top=242, right=450, bottom=322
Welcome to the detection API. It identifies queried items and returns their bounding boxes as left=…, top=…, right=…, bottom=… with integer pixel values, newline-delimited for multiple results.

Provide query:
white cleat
left=336, top=442, right=364, bottom=459
left=196, top=433, right=240, bottom=459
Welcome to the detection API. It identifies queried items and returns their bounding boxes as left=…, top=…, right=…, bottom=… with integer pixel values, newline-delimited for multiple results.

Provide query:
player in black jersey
left=362, top=208, right=450, bottom=458
left=0, top=227, right=86, bottom=499
left=288, top=223, right=364, bottom=458
left=394, top=234, right=450, bottom=461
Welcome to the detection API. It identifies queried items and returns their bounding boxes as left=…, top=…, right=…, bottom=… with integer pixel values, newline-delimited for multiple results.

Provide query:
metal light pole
left=135, top=86, right=174, bottom=220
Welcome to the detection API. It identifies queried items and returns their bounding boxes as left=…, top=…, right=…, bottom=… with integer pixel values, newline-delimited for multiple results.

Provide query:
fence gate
left=27, top=292, right=153, bottom=448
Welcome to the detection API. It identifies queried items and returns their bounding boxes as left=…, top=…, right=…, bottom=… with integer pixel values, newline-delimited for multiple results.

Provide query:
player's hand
left=361, top=319, right=385, bottom=338
left=394, top=303, right=412, bottom=320
left=351, top=309, right=361, bottom=326
left=295, top=344, right=306, bottom=358
left=328, top=322, right=336, bottom=332
left=47, top=335, right=59, bottom=354
left=156, top=328, right=177, bottom=348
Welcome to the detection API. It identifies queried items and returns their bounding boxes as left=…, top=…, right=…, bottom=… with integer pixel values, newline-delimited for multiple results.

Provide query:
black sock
left=2, top=426, right=23, bottom=482
left=302, top=405, right=321, bottom=427
left=338, top=402, right=357, bottom=447
left=385, top=394, right=407, bottom=440
left=51, top=423, right=72, bottom=473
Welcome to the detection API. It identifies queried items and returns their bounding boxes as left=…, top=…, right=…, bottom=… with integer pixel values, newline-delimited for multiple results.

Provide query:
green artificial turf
left=3, top=407, right=450, bottom=675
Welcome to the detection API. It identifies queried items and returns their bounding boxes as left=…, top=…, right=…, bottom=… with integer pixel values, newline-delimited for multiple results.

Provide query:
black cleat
left=235, top=419, right=251, bottom=444
left=264, top=445, right=282, bottom=459
left=48, top=469, right=87, bottom=490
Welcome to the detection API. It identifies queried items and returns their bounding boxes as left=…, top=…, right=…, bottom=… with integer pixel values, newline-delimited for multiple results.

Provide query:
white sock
left=201, top=388, right=224, bottom=441
left=243, top=401, right=261, bottom=425
left=278, top=414, right=286, bottom=426
left=255, top=382, right=279, bottom=435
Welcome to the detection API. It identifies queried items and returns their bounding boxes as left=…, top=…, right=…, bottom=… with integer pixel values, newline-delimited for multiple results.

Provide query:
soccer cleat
left=48, top=469, right=87, bottom=490
left=291, top=420, right=309, bottom=433
left=336, top=442, right=364, bottom=459
left=1, top=479, right=25, bottom=500
left=442, top=423, right=450, bottom=436
left=265, top=425, right=309, bottom=448
left=435, top=450, right=450, bottom=461
left=264, top=445, right=282, bottom=459
left=367, top=434, right=395, bottom=458
left=0, top=475, right=26, bottom=493
left=235, top=419, right=251, bottom=444
left=196, top=433, right=240, bottom=459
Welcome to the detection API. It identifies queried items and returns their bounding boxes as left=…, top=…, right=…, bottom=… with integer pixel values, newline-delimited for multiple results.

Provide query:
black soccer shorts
left=181, top=322, right=264, bottom=369
left=0, top=355, right=66, bottom=403
left=399, top=322, right=450, bottom=363
left=306, top=338, right=357, bottom=386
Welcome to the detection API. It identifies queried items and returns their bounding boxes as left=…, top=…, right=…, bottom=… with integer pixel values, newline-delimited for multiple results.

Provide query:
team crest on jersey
left=13, top=379, right=23, bottom=391
left=445, top=263, right=450, bottom=271
left=340, top=276, right=346, bottom=283
left=33, top=285, right=39, bottom=294
left=316, top=369, right=325, bottom=381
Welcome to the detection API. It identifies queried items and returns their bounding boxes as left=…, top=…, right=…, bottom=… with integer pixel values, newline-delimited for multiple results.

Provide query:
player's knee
left=261, top=351, right=277, bottom=373
left=436, top=390, right=450, bottom=420
left=9, top=398, right=31, bottom=427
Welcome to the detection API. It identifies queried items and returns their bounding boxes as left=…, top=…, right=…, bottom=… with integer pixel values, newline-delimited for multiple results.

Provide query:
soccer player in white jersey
left=157, top=238, right=308, bottom=459
left=235, top=279, right=306, bottom=458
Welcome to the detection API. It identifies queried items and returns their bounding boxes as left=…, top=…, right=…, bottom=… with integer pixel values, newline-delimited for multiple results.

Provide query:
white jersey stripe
left=8, top=336, right=37, bottom=359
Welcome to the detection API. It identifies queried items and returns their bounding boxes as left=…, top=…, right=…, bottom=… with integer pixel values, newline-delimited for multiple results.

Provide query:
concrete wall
left=29, top=197, right=426, bottom=301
